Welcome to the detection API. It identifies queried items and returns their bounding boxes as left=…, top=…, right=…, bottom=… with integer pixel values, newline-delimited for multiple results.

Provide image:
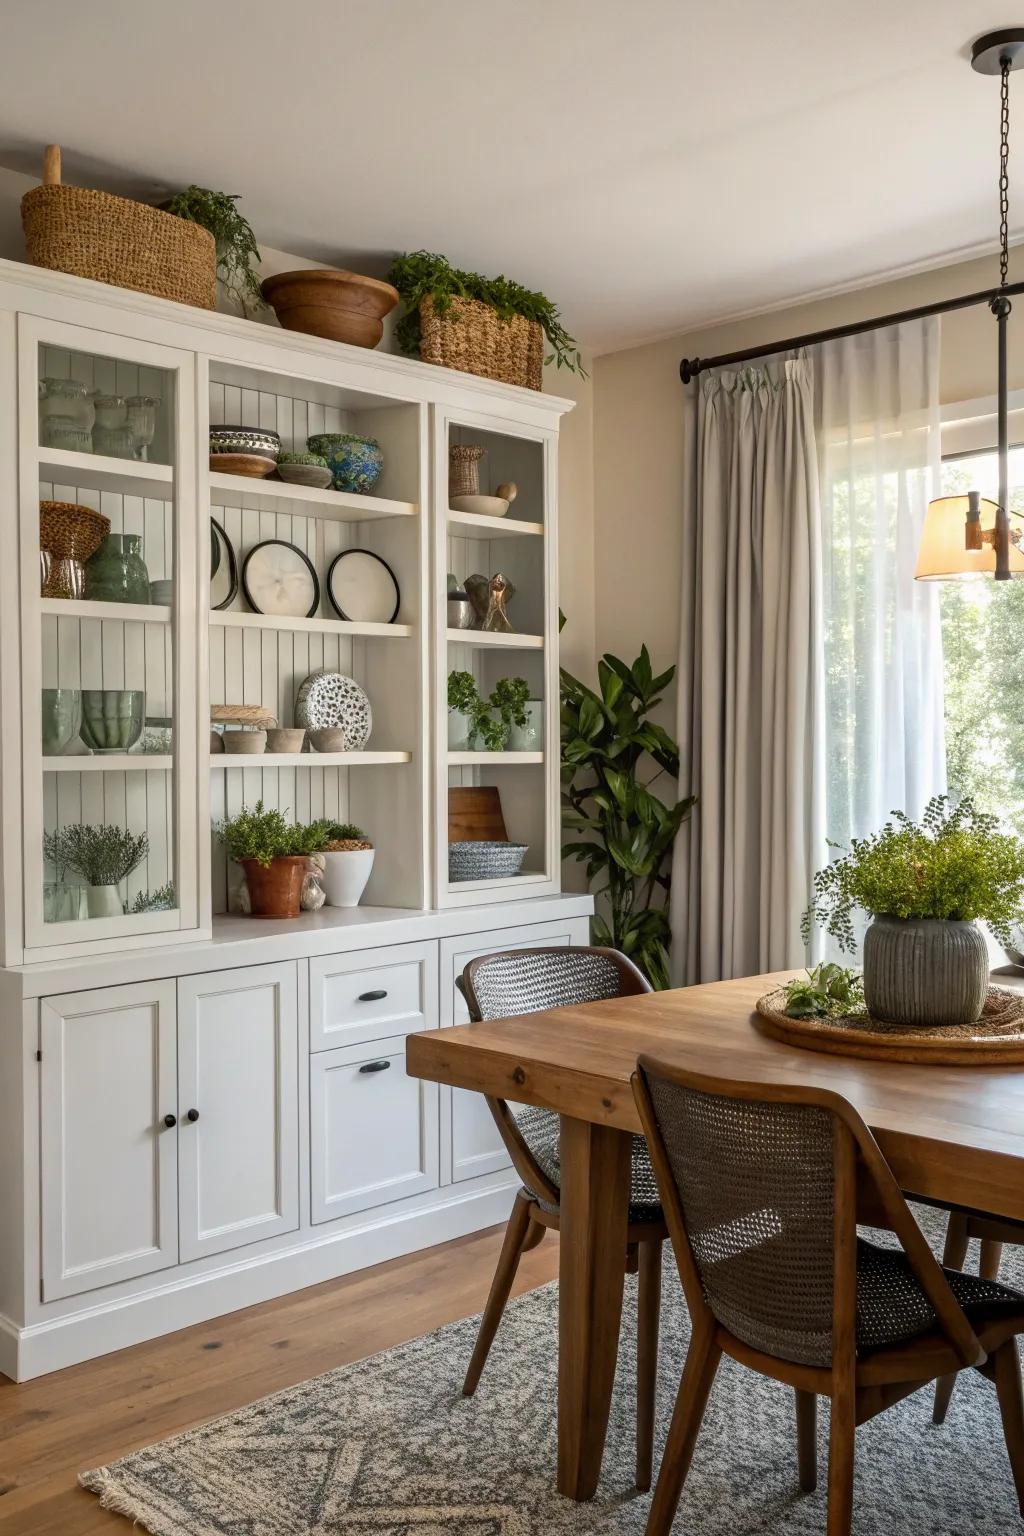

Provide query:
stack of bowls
left=209, top=426, right=281, bottom=479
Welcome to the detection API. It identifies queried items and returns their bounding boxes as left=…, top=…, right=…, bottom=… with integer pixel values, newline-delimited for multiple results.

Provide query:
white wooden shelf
left=447, top=509, right=544, bottom=537
left=210, top=610, right=412, bottom=639
left=209, top=472, right=418, bottom=523
left=37, top=448, right=173, bottom=498
left=39, top=598, right=171, bottom=623
left=43, top=754, right=172, bottom=772
left=446, top=871, right=550, bottom=893
left=211, top=750, right=412, bottom=769
left=446, top=629, right=544, bottom=650
left=447, top=751, right=544, bottom=765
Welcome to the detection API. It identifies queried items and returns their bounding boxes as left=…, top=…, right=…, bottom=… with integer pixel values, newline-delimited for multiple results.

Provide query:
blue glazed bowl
left=306, top=433, right=383, bottom=495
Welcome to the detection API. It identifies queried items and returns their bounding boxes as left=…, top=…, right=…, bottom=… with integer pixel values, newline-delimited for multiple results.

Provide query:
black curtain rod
left=678, top=281, right=1024, bottom=384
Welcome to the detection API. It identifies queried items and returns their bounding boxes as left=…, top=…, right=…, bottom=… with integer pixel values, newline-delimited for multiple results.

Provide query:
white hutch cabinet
left=0, top=258, right=592, bottom=1380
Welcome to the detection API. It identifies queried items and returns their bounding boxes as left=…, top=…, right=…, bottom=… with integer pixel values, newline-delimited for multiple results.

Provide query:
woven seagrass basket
left=419, top=294, right=544, bottom=391
left=21, top=146, right=217, bottom=311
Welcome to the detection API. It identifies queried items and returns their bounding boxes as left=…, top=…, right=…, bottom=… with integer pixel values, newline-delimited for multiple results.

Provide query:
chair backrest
left=462, top=945, right=650, bottom=1023
left=633, top=1056, right=984, bottom=1372
left=460, top=947, right=651, bottom=1208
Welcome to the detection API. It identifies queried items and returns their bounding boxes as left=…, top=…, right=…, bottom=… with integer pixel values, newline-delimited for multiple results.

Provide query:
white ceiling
left=0, top=0, right=1017, bottom=353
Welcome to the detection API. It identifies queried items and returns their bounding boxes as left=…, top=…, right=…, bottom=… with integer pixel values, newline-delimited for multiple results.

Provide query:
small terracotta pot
left=239, top=856, right=307, bottom=918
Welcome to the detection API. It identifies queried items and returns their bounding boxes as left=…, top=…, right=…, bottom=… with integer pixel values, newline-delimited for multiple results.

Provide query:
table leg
left=557, top=1114, right=633, bottom=1500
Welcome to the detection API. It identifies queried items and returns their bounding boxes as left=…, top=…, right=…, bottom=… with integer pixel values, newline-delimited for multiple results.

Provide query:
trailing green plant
left=447, top=671, right=530, bottom=750
left=125, top=883, right=176, bottom=914
left=217, top=802, right=329, bottom=868
left=781, top=963, right=864, bottom=1019
left=448, top=670, right=480, bottom=717
left=387, top=251, right=586, bottom=376
left=561, top=645, right=695, bottom=989
left=54, top=824, right=149, bottom=887
left=802, top=795, right=1024, bottom=952
left=490, top=676, right=530, bottom=732
left=162, top=185, right=263, bottom=309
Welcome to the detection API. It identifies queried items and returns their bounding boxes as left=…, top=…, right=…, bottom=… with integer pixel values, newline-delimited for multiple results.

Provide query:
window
left=939, top=446, right=1024, bottom=837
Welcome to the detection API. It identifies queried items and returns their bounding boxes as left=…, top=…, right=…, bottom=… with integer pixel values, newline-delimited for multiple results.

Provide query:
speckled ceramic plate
left=294, top=670, right=372, bottom=749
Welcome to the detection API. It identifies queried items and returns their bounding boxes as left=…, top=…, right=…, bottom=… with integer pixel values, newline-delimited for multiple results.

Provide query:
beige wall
left=591, top=251, right=1024, bottom=722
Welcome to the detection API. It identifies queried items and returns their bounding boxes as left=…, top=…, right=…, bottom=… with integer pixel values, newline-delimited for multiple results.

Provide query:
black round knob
left=163, top=1112, right=177, bottom=1128
left=187, top=1108, right=200, bottom=1122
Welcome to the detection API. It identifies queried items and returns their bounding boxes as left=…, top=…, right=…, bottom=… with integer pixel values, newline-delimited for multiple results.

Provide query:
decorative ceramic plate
left=242, top=539, right=319, bottom=618
left=210, top=519, right=238, bottom=611
left=294, top=670, right=372, bottom=748
left=326, top=549, right=400, bottom=624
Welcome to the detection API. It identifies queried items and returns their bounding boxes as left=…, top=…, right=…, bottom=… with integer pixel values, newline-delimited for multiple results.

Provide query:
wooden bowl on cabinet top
left=261, top=269, right=400, bottom=348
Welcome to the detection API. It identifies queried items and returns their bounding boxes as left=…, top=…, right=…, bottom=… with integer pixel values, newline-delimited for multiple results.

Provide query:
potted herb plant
left=217, top=801, right=318, bottom=919
left=802, top=796, right=1024, bottom=1026
left=388, top=251, right=585, bottom=390
left=162, top=186, right=264, bottom=314
left=448, top=670, right=480, bottom=750
left=54, top=823, right=149, bottom=918
left=492, top=676, right=539, bottom=751
left=316, top=822, right=375, bottom=908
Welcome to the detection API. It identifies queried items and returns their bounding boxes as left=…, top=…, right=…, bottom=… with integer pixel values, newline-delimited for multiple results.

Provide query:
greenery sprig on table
left=447, top=671, right=531, bottom=750
left=163, top=186, right=263, bottom=309
left=561, top=644, right=695, bottom=989
left=781, top=964, right=865, bottom=1019
left=387, top=251, right=586, bottom=376
left=45, top=824, right=149, bottom=887
left=802, top=795, right=1024, bottom=952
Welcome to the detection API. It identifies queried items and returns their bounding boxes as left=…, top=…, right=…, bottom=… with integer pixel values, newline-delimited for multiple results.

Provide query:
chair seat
left=513, top=1104, right=663, bottom=1221
left=857, top=1238, right=1024, bottom=1352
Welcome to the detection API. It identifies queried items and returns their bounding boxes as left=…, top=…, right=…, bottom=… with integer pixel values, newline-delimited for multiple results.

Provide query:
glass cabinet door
left=18, top=314, right=200, bottom=953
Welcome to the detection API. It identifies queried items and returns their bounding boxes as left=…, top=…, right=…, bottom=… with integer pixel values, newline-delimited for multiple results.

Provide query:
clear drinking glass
left=127, top=395, right=160, bottom=461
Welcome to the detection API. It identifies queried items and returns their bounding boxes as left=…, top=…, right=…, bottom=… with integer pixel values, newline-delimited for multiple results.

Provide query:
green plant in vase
left=56, top=823, right=149, bottom=919
left=561, top=645, right=696, bottom=989
left=217, top=801, right=330, bottom=919
left=448, top=669, right=482, bottom=750
left=163, top=186, right=264, bottom=312
left=42, top=827, right=84, bottom=923
left=490, top=677, right=530, bottom=741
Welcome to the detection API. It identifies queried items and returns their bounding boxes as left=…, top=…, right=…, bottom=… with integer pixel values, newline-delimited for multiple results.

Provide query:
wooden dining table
left=406, top=969, right=1024, bottom=1501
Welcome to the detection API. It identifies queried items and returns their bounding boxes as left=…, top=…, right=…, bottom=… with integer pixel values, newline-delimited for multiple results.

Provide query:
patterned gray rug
left=82, top=1210, right=1023, bottom=1534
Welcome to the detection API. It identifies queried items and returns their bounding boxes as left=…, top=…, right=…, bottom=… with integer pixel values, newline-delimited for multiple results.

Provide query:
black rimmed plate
left=210, top=518, right=238, bottom=611
left=326, top=548, right=400, bottom=625
left=242, top=538, right=319, bottom=619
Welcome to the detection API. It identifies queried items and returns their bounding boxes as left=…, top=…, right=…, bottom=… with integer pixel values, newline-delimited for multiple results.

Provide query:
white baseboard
left=7, top=1180, right=517, bottom=1381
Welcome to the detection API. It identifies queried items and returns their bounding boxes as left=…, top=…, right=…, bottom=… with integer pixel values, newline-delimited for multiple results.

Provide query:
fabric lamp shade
left=915, top=494, right=1024, bottom=579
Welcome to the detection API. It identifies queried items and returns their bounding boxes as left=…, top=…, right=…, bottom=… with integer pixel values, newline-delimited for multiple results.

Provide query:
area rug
left=82, top=1210, right=1024, bottom=1534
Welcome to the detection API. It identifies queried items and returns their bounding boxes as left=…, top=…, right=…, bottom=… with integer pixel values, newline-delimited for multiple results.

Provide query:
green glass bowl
left=79, top=690, right=145, bottom=753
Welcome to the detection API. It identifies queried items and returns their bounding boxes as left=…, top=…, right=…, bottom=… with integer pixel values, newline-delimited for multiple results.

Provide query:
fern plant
left=561, top=645, right=695, bottom=988
left=163, top=185, right=263, bottom=309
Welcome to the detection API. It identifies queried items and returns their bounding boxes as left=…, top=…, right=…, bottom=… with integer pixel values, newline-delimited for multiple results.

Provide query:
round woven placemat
left=755, top=984, right=1024, bottom=1064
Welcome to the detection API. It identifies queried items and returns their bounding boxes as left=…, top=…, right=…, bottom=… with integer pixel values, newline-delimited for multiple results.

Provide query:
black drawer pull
left=359, top=1059, right=392, bottom=1075
left=358, top=989, right=388, bottom=1002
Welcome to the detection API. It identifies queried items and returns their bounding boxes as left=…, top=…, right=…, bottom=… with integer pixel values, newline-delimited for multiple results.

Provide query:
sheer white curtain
left=814, top=319, right=946, bottom=867
left=671, top=318, right=945, bottom=983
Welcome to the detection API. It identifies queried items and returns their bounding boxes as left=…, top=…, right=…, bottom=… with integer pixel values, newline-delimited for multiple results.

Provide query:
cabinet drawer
left=310, top=1036, right=440, bottom=1223
left=309, top=941, right=438, bottom=1052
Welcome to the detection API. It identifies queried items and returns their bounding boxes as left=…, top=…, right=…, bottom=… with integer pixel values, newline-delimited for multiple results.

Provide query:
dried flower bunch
left=44, top=823, right=149, bottom=887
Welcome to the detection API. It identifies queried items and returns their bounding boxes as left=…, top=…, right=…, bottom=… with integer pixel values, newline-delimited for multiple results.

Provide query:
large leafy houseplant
left=561, top=646, right=695, bottom=988
left=387, top=251, right=586, bottom=376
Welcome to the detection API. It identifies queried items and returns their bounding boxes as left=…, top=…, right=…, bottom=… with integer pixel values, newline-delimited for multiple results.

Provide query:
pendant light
left=916, top=29, right=1024, bottom=581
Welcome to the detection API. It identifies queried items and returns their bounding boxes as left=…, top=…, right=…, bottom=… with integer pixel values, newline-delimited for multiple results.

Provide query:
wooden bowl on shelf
left=261, top=269, right=399, bottom=348
left=209, top=452, right=276, bottom=479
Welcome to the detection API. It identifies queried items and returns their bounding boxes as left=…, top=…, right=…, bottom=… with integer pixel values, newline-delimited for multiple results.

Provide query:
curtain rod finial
left=680, top=358, right=700, bottom=385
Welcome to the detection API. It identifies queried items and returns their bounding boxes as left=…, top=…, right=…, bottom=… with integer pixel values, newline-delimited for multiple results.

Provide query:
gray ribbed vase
left=862, top=915, right=989, bottom=1027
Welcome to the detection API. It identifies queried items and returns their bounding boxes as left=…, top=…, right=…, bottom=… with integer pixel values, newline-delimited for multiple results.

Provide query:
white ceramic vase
left=323, top=848, right=375, bottom=908
left=509, top=700, right=544, bottom=752
left=448, top=709, right=473, bottom=750
left=87, top=884, right=121, bottom=919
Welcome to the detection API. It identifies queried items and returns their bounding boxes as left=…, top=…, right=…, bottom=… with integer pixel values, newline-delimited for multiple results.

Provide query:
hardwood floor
left=0, top=1221, right=560, bottom=1535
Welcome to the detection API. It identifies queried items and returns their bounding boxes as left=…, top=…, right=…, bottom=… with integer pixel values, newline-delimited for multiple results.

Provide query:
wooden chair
left=631, top=1056, right=1024, bottom=1536
left=934, top=1211, right=1024, bottom=1423
left=459, top=945, right=666, bottom=1490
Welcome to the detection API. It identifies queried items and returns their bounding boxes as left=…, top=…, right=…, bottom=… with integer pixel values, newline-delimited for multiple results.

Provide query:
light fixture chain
left=1000, top=57, right=1011, bottom=288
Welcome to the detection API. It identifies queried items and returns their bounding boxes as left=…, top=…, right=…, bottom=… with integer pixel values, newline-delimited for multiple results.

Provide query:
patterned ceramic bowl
left=209, top=426, right=281, bottom=462
left=448, top=841, right=528, bottom=882
left=306, top=433, right=383, bottom=494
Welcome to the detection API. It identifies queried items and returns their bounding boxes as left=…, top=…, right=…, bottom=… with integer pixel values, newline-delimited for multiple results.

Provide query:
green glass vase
left=83, top=533, right=150, bottom=605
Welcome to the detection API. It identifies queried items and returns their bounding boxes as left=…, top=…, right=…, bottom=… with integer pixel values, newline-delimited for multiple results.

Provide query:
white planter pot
left=448, top=709, right=473, bottom=750
left=509, top=700, right=544, bottom=752
left=86, top=884, right=121, bottom=919
left=322, top=848, right=375, bottom=908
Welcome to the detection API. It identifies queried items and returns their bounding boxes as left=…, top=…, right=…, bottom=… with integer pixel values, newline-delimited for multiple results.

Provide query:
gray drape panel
left=672, top=359, right=824, bottom=984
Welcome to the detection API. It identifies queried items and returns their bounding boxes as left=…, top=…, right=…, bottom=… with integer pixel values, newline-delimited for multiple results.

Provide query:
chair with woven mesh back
left=631, top=1056, right=1024, bottom=1536
left=459, top=946, right=666, bottom=1490
left=933, top=1211, right=1024, bottom=1424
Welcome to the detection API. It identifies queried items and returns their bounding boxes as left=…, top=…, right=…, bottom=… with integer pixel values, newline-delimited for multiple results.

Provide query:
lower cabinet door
left=440, top=922, right=585, bottom=1185
left=310, top=1036, right=440, bottom=1224
left=40, top=980, right=179, bottom=1301
left=177, top=961, right=299, bottom=1262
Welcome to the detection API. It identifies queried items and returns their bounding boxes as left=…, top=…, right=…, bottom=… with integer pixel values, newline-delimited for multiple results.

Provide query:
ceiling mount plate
left=972, top=28, right=1024, bottom=74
